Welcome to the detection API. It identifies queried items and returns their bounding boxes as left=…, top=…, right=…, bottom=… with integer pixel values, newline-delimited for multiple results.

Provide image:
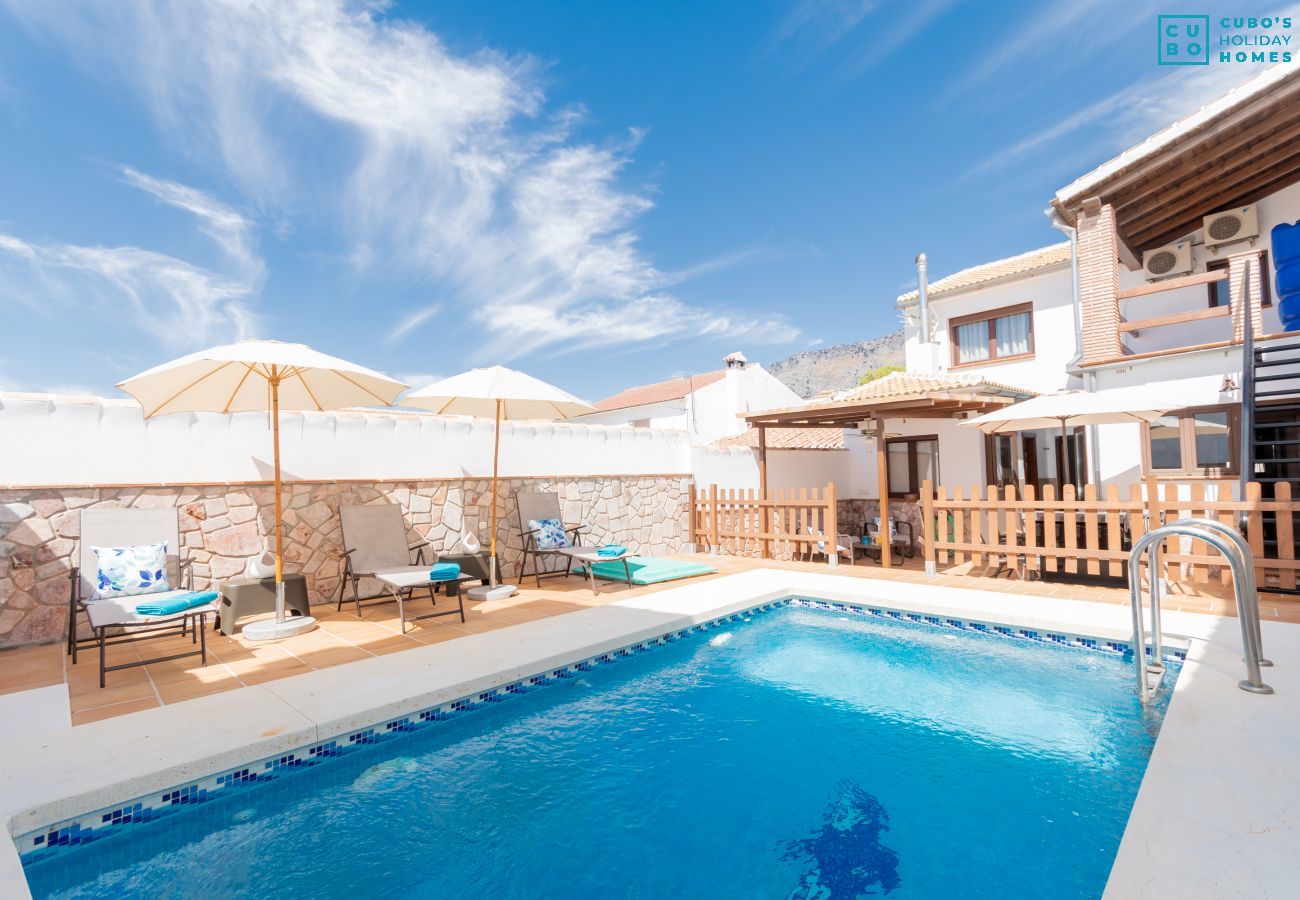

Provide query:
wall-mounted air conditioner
left=1203, top=205, right=1259, bottom=251
left=1142, top=240, right=1193, bottom=280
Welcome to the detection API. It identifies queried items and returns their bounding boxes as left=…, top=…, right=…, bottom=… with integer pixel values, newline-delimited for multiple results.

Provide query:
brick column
left=1076, top=200, right=1123, bottom=363
left=1228, top=249, right=1264, bottom=341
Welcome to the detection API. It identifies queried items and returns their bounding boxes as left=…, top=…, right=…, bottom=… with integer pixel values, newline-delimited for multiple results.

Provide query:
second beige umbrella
left=404, top=366, right=594, bottom=600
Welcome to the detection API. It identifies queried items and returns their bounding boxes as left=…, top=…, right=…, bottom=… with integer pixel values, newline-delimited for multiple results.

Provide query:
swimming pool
left=23, top=603, right=1172, bottom=899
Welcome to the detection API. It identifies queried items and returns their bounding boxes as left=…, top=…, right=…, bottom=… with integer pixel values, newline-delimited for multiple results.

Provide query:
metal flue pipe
left=916, top=252, right=931, bottom=343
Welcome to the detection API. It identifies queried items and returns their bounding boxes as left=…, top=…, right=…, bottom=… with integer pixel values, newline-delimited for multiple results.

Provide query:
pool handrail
left=1128, top=522, right=1272, bottom=702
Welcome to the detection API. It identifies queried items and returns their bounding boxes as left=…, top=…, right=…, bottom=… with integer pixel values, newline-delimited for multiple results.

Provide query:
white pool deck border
left=1, top=568, right=1296, bottom=898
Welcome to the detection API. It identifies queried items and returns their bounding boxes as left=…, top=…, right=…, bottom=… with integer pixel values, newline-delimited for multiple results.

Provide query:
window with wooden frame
left=948, top=302, right=1034, bottom=367
left=1206, top=253, right=1272, bottom=308
left=885, top=435, right=939, bottom=498
left=1141, top=405, right=1238, bottom=477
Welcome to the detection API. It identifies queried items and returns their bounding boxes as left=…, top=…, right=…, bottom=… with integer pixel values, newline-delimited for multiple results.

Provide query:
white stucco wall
left=0, top=393, right=702, bottom=487
left=901, top=263, right=1078, bottom=392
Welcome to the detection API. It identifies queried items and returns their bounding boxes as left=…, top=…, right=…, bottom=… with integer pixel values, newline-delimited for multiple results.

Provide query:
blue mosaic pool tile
left=216, top=768, right=259, bottom=787
left=309, top=740, right=342, bottom=757
left=384, top=717, right=417, bottom=733
left=162, top=784, right=205, bottom=806
left=347, top=728, right=379, bottom=746
left=263, top=753, right=302, bottom=771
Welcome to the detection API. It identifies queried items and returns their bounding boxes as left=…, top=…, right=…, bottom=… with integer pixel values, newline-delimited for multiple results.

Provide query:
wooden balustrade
left=919, top=477, right=1300, bottom=588
left=689, top=483, right=837, bottom=560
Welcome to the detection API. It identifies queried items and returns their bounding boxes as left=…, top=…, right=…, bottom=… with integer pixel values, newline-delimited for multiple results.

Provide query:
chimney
left=723, top=351, right=747, bottom=437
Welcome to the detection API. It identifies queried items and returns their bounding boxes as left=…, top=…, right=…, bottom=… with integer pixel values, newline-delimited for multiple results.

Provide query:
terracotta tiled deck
left=2, top=553, right=1296, bottom=727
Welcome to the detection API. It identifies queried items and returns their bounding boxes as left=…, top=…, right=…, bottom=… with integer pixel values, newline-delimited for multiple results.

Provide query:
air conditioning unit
left=1142, top=240, right=1193, bottom=280
left=1203, top=205, right=1260, bottom=251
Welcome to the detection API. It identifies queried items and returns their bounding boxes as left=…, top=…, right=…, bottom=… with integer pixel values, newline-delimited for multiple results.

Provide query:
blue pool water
left=24, top=606, right=1171, bottom=899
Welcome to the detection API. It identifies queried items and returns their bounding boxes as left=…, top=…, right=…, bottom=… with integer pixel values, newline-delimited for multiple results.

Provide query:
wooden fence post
left=688, top=482, right=697, bottom=550
left=921, top=479, right=936, bottom=575
left=708, top=484, right=720, bottom=555
left=825, top=481, right=838, bottom=566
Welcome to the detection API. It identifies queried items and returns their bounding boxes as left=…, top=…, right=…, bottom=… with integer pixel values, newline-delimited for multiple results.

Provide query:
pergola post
left=875, top=414, right=891, bottom=568
left=758, top=424, right=770, bottom=559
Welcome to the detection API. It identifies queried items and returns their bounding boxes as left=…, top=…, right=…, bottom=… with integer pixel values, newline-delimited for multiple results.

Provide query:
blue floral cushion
left=91, top=542, right=171, bottom=600
left=528, top=518, right=571, bottom=550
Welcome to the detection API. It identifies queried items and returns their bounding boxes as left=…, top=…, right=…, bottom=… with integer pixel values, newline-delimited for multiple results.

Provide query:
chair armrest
left=70, top=566, right=82, bottom=605
left=179, top=557, right=195, bottom=591
left=896, top=521, right=914, bottom=542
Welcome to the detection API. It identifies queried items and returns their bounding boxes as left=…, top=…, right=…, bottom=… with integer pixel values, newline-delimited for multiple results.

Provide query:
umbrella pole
left=490, top=398, right=501, bottom=588
left=1058, top=418, right=1068, bottom=492
left=244, top=365, right=317, bottom=640
left=272, top=370, right=286, bottom=624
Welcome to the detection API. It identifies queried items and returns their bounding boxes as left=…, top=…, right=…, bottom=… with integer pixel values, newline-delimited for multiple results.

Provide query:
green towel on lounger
left=136, top=591, right=218, bottom=617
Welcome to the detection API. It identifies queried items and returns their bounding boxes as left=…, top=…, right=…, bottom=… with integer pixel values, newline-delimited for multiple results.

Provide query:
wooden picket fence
left=689, top=483, right=837, bottom=560
left=920, top=478, right=1300, bottom=588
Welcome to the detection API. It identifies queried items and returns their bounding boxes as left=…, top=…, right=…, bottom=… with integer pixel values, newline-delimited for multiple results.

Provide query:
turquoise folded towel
left=597, top=544, right=627, bottom=557
left=429, top=562, right=461, bottom=581
left=136, top=591, right=218, bottom=617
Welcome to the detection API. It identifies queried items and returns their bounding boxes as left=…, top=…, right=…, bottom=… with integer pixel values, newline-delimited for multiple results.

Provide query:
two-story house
left=741, top=63, right=1300, bottom=550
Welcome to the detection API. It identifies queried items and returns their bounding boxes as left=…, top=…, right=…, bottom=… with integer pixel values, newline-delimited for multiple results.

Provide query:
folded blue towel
left=136, top=591, right=219, bottom=617
left=429, top=562, right=461, bottom=581
left=597, top=544, right=627, bottom=557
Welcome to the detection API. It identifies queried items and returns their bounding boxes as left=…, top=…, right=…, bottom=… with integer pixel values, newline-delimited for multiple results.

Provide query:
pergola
left=743, top=373, right=1034, bottom=566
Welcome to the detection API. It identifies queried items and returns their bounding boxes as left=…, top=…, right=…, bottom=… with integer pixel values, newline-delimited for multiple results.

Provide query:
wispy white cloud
left=3, top=0, right=798, bottom=357
left=964, top=62, right=1286, bottom=180
left=0, top=232, right=256, bottom=346
left=771, top=0, right=879, bottom=58
left=938, top=0, right=1159, bottom=107
left=386, top=303, right=442, bottom=344
left=120, top=166, right=261, bottom=277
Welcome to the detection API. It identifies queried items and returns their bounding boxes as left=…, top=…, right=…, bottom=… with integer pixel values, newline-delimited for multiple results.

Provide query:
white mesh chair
left=805, top=525, right=855, bottom=566
left=338, top=503, right=466, bottom=632
left=514, top=490, right=588, bottom=587
left=68, top=508, right=215, bottom=687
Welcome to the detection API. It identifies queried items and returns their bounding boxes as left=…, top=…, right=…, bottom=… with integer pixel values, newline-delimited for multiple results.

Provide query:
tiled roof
left=896, top=243, right=1070, bottom=307
left=831, top=371, right=1035, bottom=404
left=592, top=370, right=726, bottom=412
left=711, top=427, right=846, bottom=451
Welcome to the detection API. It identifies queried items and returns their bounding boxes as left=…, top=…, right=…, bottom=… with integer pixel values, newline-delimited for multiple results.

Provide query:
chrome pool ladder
left=1128, top=519, right=1273, bottom=703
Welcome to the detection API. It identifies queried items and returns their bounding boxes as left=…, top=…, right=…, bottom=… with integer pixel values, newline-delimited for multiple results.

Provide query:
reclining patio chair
left=515, top=490, right=587, bottom=587
left=67, top=508, right=216, bottom=688
left=338, top=503, right=467, bottom=633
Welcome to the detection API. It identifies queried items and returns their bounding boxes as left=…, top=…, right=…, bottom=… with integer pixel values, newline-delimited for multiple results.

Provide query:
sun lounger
left=515, top=490, right=588, bottom=587
left=338, top=503, right=468, bottom=633
left=67, top=508, right=217, bottom=687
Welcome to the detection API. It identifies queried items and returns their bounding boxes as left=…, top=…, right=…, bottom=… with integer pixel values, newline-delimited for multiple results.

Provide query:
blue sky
left=0, top=1, right=1284, bottom=399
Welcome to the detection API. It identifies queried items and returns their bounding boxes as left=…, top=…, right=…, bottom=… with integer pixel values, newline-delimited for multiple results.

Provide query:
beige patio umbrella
left=404, top=366, right=594, bottom=600
left=118, top=340, right=408, bottom=640
left=962, top=387, right=1191, bottom=489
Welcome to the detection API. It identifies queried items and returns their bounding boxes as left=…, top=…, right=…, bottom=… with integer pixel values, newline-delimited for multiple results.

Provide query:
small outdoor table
left=218, top=574, right=312, bottom=636
left=556, top=547, right=634, bottom=595
left=375, top=571, right=474, bottom=634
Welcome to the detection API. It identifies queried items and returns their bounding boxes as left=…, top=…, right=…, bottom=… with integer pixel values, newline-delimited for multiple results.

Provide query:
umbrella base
left=243, top=616, right=318, bottom=641
left=467, top=583, right=518, bottom=601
